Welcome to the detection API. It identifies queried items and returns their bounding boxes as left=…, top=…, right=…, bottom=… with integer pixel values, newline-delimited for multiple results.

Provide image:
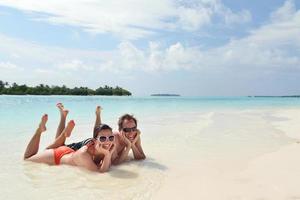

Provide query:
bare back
left=60, top=146, right=98, bottom=171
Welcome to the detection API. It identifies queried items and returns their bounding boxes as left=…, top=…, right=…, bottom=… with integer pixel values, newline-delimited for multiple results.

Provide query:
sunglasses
left=123, top=126, right=137, bottom=133
left=97, top=135, right=115, bottom=142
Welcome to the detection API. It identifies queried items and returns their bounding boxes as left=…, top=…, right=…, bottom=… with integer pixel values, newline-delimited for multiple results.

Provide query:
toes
left=56, top=103, right=64, bottom=109
left=39, top=114, right=48, bottom=131
left=42, top=114, right=48, bottom=122
left=65, top=120, right=75, bottom=137
left=68, top=120, right=75, bottom=126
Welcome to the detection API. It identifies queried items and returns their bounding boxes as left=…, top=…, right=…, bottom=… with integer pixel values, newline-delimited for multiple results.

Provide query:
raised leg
left=55, top=103, right=69, bottom=139
left=94, top=106, right=102, bottom=129
left=24, top=114, right=48, bottom=159
left=46, top=120, right=75, bottom=149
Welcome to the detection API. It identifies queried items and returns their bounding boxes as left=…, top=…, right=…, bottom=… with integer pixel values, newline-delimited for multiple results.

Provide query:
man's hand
left=132, top=130, right=141, bottom=145
left=122, top=132, right=132, bottom=147
left=130, top=129, right=146, bottom=160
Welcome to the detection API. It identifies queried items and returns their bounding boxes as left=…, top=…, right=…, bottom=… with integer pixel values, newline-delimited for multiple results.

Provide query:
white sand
left=155, top=143, right=300, bottom=200
left=270, top=108, right=300, bottom=140
left=1, top=108, right=300, bottom=199
left=154, top=108, right=300, bottom=200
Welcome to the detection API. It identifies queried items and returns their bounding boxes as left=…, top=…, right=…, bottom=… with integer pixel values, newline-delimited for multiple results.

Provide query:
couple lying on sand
left=23, top=103, right=146, bottom=173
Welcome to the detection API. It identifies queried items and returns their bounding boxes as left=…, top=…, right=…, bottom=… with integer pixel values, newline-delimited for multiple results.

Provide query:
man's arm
left=112, top=134, right=131, bottom=165
left=131, top=131, right=146, bottom=160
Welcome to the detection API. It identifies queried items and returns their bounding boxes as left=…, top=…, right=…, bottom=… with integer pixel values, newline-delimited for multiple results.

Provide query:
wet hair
left=118, top=114, right=137, bottom=131
left=93, top=124, right=112, bottom=138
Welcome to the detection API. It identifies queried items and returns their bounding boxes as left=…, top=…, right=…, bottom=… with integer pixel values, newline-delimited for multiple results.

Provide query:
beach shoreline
left=1, top=96, right=300, bottom=199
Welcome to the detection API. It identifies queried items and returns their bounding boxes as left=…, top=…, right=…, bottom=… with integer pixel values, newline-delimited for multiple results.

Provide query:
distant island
left=151, top=94, right=180, bottom=96
left=0, top=80, right=131, bottom=96
left=248, top=95, right=300, bottom=98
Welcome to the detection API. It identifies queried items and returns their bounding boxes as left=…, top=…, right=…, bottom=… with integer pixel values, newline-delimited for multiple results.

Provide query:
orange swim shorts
left=53, top=146, right=75, bottom=165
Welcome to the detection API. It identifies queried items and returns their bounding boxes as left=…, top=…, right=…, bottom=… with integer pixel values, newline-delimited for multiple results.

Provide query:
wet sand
left=1, top=108, right=300, bottom=199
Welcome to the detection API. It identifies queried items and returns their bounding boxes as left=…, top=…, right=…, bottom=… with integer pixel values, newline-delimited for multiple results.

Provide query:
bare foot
left=57, top=103, right=69, bottom=117
left=39, top=114, right=48, bottom=132
left=56, top=102, right=64, bottom=111
left=95, top=106, right=102, bottom=115
left=63, top=110, right=69, bottom=118
left=63, top=120, right=75, bottom=138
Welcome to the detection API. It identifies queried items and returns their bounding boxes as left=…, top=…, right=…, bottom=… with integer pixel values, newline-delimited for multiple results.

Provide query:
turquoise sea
left=1, top=95, right=300, bottom=132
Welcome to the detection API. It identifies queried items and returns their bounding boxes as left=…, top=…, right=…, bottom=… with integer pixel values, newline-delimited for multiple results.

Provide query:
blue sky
left=0, top=0, right=299, bottom=96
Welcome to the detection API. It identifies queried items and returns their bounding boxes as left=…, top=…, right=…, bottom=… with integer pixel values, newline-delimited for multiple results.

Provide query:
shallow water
left=0, top=96, right=299, bottom=199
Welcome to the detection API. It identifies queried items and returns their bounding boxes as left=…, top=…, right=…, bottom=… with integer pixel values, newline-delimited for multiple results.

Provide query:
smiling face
left=122, top=119, right=137, bottom=142
left=94, top=127, right=114, bottom=152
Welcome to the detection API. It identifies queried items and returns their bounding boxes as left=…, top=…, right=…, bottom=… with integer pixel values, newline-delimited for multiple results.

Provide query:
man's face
left=122, top=119, right=137, bottom=142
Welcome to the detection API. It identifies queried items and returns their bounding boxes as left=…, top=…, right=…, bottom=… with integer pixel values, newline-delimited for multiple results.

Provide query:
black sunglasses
left=123, top=127, right=137, bottom=133
left=97, top=135, right=115, bottom=142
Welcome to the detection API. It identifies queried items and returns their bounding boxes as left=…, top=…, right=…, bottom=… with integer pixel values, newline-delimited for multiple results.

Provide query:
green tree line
left=0, top=81, right=131, bottom=96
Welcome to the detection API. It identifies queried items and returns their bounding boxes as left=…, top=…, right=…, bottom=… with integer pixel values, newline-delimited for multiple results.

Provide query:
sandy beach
left=154, top=108, right=300, bottom=200
left=1, top=0, right=300, bottom=199
left=1, top=102, right=300, bottom=199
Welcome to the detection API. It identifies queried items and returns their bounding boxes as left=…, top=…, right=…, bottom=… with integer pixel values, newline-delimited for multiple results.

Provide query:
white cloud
left=177, top=6, right=211, bottom=31
left=0, top=0, right=251, bottom=39
left=213, top=2, right=252, bottom=25
left=99, top=0, right=299, bottom=72
left=34, top=68, right=54, bottom=74
left=0, top=33, right=108, bottom=85
left=0, top=0, right=299, bottom=83
left=223, top=9, right=252, bottom=25
left=0, top=61, right=23, bottom=71
left=271, top=0, right=296, bottom=22
left=203, top=0, right=300, bottom=71
left=99, top=41, right=200, bottom=72
left=57, top=60, right=94, bottom=71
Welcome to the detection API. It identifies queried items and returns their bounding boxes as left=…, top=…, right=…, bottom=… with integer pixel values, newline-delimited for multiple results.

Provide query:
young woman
left=23, top=105, right=115, bottom=173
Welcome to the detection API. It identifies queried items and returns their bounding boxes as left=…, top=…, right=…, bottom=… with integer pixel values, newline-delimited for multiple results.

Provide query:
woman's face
left=94, top=129, right=114, bottom=151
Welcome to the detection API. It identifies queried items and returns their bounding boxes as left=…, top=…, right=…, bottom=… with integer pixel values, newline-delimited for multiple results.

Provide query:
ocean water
left=1, top=95, right=299, bottom=131
left=0, top=95, right=300, bottom=199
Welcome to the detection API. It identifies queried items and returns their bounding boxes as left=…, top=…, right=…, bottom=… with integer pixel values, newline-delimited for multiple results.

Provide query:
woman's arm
left=74, top=146, right=99, bottom=171
left=98, top=153, right=112, bottom=173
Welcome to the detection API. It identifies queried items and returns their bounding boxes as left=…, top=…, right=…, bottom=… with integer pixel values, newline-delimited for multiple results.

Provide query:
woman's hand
left=98, top=144, right=111, bottom=156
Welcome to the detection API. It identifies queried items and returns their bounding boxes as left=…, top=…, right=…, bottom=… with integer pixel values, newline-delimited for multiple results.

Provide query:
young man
left=66, top=105, right=146, bottom=165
